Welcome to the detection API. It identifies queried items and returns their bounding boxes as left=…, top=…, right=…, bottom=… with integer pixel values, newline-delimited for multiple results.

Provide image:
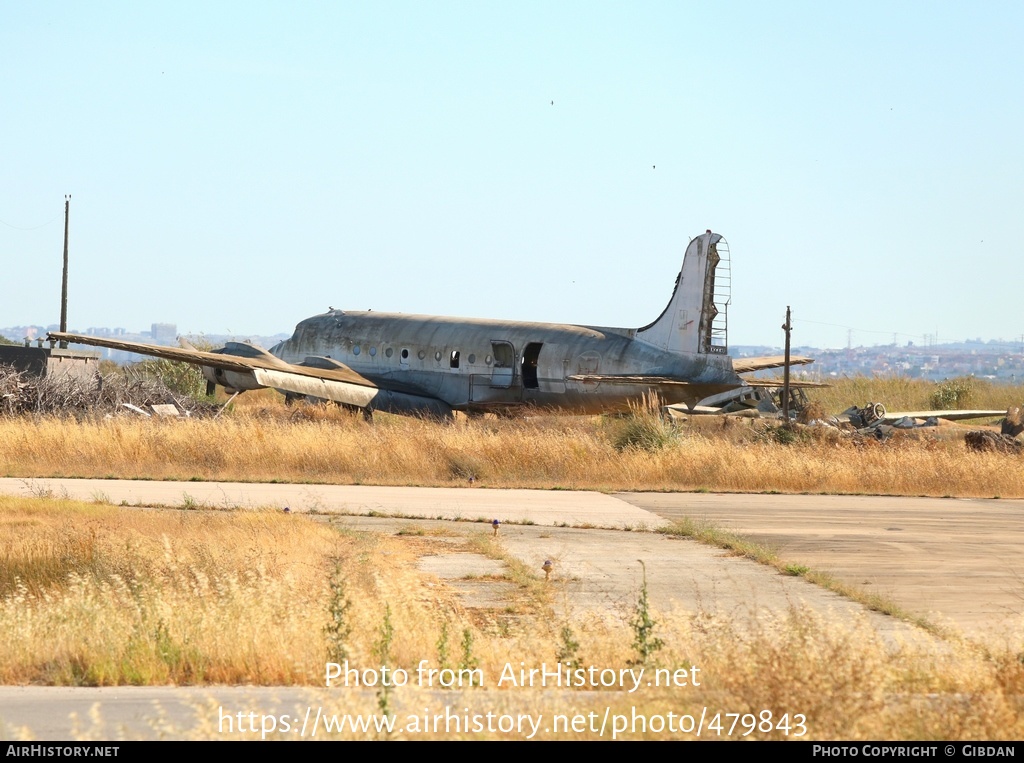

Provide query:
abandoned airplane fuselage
left=263, top=309, right=741, bottom=416
left=50, top=230, right=775, bottom=418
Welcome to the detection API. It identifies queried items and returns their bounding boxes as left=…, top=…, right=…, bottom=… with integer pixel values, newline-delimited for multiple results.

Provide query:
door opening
left=521, top=343, right=542, bottom=389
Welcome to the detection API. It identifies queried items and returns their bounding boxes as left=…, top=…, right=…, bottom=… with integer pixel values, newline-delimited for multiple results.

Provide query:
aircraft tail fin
left=636, top=230, right=730, bottom=355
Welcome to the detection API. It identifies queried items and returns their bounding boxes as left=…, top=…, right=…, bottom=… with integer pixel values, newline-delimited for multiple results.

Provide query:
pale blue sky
left=3, top=2, right=1021, bottom=348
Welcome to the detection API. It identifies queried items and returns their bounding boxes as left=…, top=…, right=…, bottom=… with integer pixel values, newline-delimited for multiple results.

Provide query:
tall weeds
left=0, top=375, right=1020, bottom=497
left=807, top=374, right=1019, bottom=413
left=0, top=409, right=1020, bottom=496
left=613, top=394, right=680, bottom=452
left=4, top=496, right=1024, bottom=738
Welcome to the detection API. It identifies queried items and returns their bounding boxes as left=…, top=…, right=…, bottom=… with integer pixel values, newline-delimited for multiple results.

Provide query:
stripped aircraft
left=49, top=230, right=813, bottom=419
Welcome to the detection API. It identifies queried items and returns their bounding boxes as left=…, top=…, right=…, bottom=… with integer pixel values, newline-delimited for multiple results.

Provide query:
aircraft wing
left=878, top=409, right=1006, bottom=423
left=48, top=332, right=376, bottom=386
left=46, top=332, right=451, bottom=416
left=731, top=355, right=815, bottom=374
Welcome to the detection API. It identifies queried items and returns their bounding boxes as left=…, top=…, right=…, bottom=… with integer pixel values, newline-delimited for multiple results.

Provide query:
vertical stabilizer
left=636, top=230, right=730, bottom=355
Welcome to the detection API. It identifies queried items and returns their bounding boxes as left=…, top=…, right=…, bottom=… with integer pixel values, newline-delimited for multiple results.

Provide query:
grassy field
left=805, top=374, right=1022, bottom=413
left=2, top=376, right=1023, bottom=738
left=1, top=495, right=1024, bottom=740
left=0, top=375, right=1021, bottom=497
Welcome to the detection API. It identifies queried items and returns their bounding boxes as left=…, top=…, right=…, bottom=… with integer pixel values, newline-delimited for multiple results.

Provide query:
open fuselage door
left=490, top=341, right=515, bottom=388
left=468, top=340, right=525, bottom=407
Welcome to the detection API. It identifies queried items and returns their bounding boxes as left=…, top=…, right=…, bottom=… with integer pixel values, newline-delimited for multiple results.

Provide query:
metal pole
left=59, top=195, right=70, bottom=348
left=782, top=305, right=791, bottom=422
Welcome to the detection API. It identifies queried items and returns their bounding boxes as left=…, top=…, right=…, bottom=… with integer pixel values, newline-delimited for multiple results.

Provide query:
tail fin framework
left=636, top=230, right=730, bottom=355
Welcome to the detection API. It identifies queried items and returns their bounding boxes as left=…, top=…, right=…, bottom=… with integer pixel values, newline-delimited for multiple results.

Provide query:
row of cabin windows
left=347, top=344, right=490, bottom=367
left=337, top=341, right=541, bottom=390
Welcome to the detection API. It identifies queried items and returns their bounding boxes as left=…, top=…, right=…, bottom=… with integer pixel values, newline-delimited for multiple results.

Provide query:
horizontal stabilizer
left=732, top=356, right=814, bottom=374
left=742, top=378, right=829, bottom=389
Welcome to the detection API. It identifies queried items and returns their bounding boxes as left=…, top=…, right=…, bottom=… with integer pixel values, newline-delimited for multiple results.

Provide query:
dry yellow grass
left=0, top=405, right=1021, bottom=497
left=807, top=374, right=1021, bottom=413
left=4, top=496, right=1024, bottom=740
left=0, top=495, right=481, bottom=686
left=5, top=376, right=1024, bottom=739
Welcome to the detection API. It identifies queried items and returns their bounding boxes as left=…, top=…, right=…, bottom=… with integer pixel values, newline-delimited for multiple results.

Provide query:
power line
left=796, top=317, right=928, bottom=341
left=0, top=212, right=61, bottom=231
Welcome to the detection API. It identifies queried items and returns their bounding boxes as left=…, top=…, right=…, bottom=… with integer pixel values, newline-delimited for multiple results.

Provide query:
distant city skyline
left=3, top=318, right=1021, bottom=355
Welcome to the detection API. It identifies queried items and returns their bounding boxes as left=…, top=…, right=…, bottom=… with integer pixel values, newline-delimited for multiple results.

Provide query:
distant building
left=151, top=323, right=177, bottom=344
left=0, top=344, right=101, bottom=382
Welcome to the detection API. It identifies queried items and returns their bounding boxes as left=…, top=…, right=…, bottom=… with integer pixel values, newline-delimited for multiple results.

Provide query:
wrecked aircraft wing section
left=673, top=386, right=1018, bottom=452
left=812, top=402, right=1014, bottom=443
left=838, top=403, right=1006, bottom=430
left=878, top=409, right=1007, bottom=422
left=731, top=356, right=815, bottom=374
left=671, top=383, right=817, bottom=418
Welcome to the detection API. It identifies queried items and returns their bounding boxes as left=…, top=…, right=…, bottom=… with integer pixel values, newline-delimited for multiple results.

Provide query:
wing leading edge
left=46, top=332, right=453, bottom=417
left=731, top=355, right=815, bottom=374
left=48, top=332, right=374, bottom=386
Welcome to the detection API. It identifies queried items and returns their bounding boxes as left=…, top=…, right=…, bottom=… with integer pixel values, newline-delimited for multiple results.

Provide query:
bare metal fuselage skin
left=49, top=231, right=768, bottom=418
left=265, top=311, right=741, bottom=416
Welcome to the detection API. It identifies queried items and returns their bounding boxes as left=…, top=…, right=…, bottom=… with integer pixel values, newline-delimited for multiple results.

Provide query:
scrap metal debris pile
left=795, top=400, right=1015, bottom=444
left=778, top=401, right=944, bottom=440
left=835, top=402, right=942, bottom=438
left=676, top=385, right=1016, bottom=448
left=0, top=365, right=217, bottom=418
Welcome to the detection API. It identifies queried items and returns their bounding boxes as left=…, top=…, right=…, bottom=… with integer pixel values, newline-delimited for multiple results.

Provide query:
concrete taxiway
left=619, top=492, right=1024, bottom=638
left=0, top=478, right=663, bottom=530
left=2, top=479, right=1023, bottom=739
left=2, top=478, right=1021, bottom=636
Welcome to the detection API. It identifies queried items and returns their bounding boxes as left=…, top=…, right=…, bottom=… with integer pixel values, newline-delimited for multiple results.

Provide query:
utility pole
left=782, top=305, right=792, bottom=423
left=59, top=195, right=70, bottom=348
